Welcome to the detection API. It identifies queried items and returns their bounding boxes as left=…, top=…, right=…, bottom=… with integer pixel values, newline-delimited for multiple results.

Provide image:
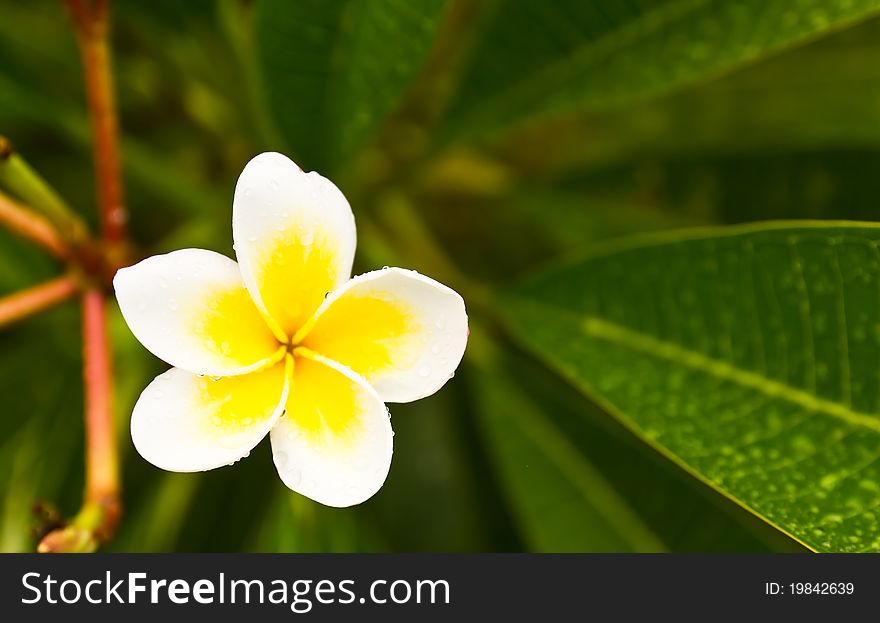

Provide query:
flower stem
left=64, top=0, right=128, bottom=257
left=0, top=190, right=71, bottom=260
left=35, top=0, right=125, bottom=553
left=80, top=289, right=119, bottom=529
left=38, top=289, right=120, bottom=553
left=0, top=276, right=78, bottom=330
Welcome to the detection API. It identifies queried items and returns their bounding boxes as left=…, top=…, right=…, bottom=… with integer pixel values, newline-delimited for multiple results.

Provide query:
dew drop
left=274, top=450, right=288, bottom=467
left=269, top=179, right=280, bottom=190
left=169, top=299, right=179, bottom=312
left=137, top=300, right=147, bottom=311
left=159, top=277, right=169, bottom=289
left=430, top=344, right=442, bottom=355
left=418, top=365, right=431, bottom=378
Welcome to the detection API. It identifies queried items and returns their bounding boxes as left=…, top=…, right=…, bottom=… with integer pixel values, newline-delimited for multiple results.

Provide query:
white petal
left=131, top=357, right=291, bottom=472
left=270, top=351, right=392, bottom=507
left=232, top=152, right=356, bottom=339
left=114, top=249, right=282, bottom=377
left=299, top=267, right=468, bottom=403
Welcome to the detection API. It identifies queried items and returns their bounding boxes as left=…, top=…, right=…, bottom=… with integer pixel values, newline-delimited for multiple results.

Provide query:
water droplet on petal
left=418, top=365, right=431, bottom=378
left=285, top=467, right=302, bottom=486
left=274, top=450, right=288, bottom=467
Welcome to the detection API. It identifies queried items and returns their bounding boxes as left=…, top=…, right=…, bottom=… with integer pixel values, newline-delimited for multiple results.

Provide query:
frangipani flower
left=114, top=152, right=468, bottom=507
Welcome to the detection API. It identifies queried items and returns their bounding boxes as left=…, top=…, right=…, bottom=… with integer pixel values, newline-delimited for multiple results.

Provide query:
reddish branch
left=0, top=276, right=78, bottom=329
left=64, top=0, right=128, bottom=252
left=33, top=0, right=127, bottom=553
left=80, top=288, right=120, bottom=536
left=37, top=290, right=120, bottom=553
left=0, top=191, right=70, bottom=260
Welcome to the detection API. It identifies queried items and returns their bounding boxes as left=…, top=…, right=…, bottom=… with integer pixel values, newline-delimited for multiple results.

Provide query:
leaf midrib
left=575, top=314, right=880, bottom=434
left=461, top=0, right=711, bottom=120
left=503, top=379, right=667, bottom=552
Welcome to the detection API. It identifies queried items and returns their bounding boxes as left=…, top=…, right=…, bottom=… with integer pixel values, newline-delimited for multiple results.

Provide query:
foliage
left=2, top=0, right=880, bottom=551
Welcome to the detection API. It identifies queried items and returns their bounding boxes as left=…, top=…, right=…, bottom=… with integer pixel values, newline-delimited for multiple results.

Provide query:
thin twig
left=37, top=0, right=125, bottom=553
left=0, top=276, right=78, bottom=330
left=64, top=0, right=127, bottom=253
left=0, top=190, right=71, bottom=260
left=38, top=289, right=119, bottom=553
left=80, top=288, right=120, bottom=535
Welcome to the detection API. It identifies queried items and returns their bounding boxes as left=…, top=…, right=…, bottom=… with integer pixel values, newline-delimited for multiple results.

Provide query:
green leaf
left=475, top=346, right=803, bottom=552
left=470, top=352, right=666, bottom=552
left=445, top=0, right=880, bottom=137
left=501, top=222, right=880, bottom=552
left=256, top=0, right=447, bottom=171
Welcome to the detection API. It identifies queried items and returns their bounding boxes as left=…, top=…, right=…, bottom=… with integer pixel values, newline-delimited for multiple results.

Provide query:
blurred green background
left=2, top=0, right=880, bottom=552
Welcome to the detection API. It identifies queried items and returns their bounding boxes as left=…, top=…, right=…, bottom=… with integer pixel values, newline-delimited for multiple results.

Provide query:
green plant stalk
left=0, top=136, right=89, bottom=246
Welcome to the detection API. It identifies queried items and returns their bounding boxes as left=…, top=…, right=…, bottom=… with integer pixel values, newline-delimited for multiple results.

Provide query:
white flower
left=114, top=152, right=468, bottom=507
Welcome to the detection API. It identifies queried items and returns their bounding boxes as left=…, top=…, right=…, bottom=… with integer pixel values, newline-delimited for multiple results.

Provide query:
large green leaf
left=471, top=344, right=803, bottom=552
left=502, top=222, right=880, bottom=552
left=256, top=0, right=447, bottom=171
left=470, top=349, right=665, bottom=552
left=445, top=0, right=880, bottom=137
